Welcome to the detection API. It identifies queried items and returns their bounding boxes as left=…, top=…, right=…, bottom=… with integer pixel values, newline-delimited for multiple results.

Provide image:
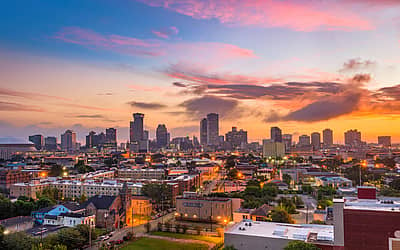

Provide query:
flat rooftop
left=225, top=220, right=334, bottom=244
left=343, top=197, right=400, bottom=212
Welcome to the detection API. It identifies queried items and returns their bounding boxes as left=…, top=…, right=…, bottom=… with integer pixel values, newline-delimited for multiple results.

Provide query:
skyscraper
left=200, top=118, right=208, bottom=146
left=282, top=134, right=292, bottom=151
left=86, top=131, right=96, bottom=148
left=156, top=124, right=168, bottom=148
left=45, top=136, right=57, bottom=151
left=130, top=113, right=144, bottom=143
left=270, top=127, right=282, bottom=142
left=344, top=129, right=362, bottom=146
left=298, top=135, right=311, bottom=146
left=106, top=128, right=117, bottom=145
left=61, top=130, right=76, bottom=152
left=28, top=134, right=44, bottom=150
left=225, top=127, right=248, bottom=149
left=311, top=132, right=321, bottom=150
left=206, top=113, right=219, bottom=146
left=323, top=128, right=333, bottom=146
left=262, top=139, right=285, bottom=158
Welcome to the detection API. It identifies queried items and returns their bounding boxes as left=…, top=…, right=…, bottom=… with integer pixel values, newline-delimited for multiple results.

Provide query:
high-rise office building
left=270, top=127, right=282, bottom=142
left=298, top=135, right=311, bottom=146
left=206, top=113, right=219, bottom=146
left=378, top=136, right=391, bottom=147
left=45, top=136, right=57, bottom=151
left=28, top=134, right=44, bottom=150
left=262, top=139, right=285, bottom=158
left=106, top=128, right=117, bottom=145
left=86, top=131, right=96, bottom=148
left=323, top=129, right=333, bottom=146
left=344, top=129, right=361, bottom=146
left=130, top=113, right=144, bottom=143
left=311, top=132, right=321, bottom=150
left=225, top=127, right=248, bottom=149
left=156, top=124, right=168, bottom=148
left=143, top=130, right=149, bottom=141
left=282, top=134, right=292, bottom=151
left=200, top=118, right=208, bottom=146
left=61, top=130, right=76, bottom=152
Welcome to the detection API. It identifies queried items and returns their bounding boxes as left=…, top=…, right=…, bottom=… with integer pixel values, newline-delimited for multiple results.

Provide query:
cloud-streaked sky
left=1, top=0, right=400, bottom=143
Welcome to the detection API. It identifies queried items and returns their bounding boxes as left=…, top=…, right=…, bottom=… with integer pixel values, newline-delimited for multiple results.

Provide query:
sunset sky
left=1, top=0, right=400, bottom=143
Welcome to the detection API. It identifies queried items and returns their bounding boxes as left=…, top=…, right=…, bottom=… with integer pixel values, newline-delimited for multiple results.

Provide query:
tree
left=76, top=224, right=97, bottom=243
left=49, top=165, right=64, bottom=177
left=3, top=232, right=37, bottom=250
left=271, top=208, right=294, bottom=223
left=36, top=197, right=55, bottom=210
left=56, top=228, right=86, bottom=249
left=227, top=168, right=239, bottom=180
left=284, top=241, right=319, bottom=250
left=282, top=174, right=292, bottom=185
left=390, top=179, right=400, bottom=191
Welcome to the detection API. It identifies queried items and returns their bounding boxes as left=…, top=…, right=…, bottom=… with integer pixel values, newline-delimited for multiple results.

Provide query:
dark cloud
left=351, top=73, right=371, bottom=84
left=340, top=58, right=376, bottom=72
left=74, top=114, right=105, bottom=119
left=266, top=92, right=362, bottom=122
left=127, top=101, right=167, bottom=109
left=0, top=101, right=44, bottom=112
left=172, top=82, right=187, bottom=87
left=179, top=95, right=241, bottom=119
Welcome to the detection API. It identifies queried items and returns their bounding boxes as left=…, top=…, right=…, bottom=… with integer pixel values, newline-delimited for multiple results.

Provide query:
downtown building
left=225, top=127, right=248, bottom=149
left=156, top=124, right=168, bottom=148
left=199, top=113, right=220, bottom=148
left=323, top=129, right=333, bottom=147
left=129, top=113, right=148, bottom=152
left=61, top=130, right=77, bottom=152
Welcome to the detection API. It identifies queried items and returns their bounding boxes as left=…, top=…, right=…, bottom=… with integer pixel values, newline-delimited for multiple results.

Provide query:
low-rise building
left=81, top=195, right=123, bottom=230
left=224, top=220, right=335, bottom=250
left=175, top=192, right=241, bottom=223
left=315, top=176, right=352, bottom=188
left=0, top=216, right=34, bottom=233
left=117, top=168, right=165, bottom=180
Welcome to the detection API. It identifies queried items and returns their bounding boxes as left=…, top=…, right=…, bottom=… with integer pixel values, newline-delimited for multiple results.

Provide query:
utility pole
left=89, top=220, right=92, bottom=249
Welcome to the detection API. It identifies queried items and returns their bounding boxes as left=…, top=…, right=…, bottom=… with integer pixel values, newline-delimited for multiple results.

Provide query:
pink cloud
left=53, top=27, right=164, bottom=57
left=52, top=27, right=256, bottom=60
left=138, top=0, right=374, bottom=31
left=152, top=26, right=179, bottom=39
left=165, top=62, right=280, bottom=85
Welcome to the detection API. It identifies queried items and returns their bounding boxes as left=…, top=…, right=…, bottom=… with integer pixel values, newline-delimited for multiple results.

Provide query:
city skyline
left=2, top=1, right=400, bottom=142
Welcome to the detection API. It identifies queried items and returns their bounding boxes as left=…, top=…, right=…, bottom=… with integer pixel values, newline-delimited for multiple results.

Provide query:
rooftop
left=225, top=220, right=334, bottom=244
left=343, top=197, right=400, bottom=212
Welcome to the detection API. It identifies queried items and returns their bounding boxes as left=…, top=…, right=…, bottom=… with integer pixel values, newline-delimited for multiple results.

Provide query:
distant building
left=0, top=143, right=37, bottom=160
left=28, top=134, right=44, bottom=150
left=105, top=128, right=117, bottom=146
left=156, top=124, right=168, bottom=148
left=344, top=129, right=361, bottom=146
left=44, top=136, right=57, bottom=151
left=225, top=127, right=248, bottom=149
left=262, top=140, right=285, bottom=158
left=378, top=136, right=391, bottom=147
left=298, top=135, right=311, bottom=146
left=323, top=128, right=333, bottom=146
left=270, top=127, right=282, bottom=142
left=61, top=130, right=76, bottom=152
left=200, top=118, right=208, bottom=146
left=282, top=134, right=292, bottom=151
left=85, top=131, right=106, bottom=148
left=207, top=113, right=219, bottom=146
left=130, top=113, right=144, bottom=143
left=0, top=169, right=32, bottom=190
left=311, top=132, right=321, bottom=150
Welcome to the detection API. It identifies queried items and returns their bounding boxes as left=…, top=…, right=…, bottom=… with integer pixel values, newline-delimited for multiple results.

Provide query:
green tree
left=49, top=165, right=64, bottom=177
left=284, top=240, right=319, bottom=250
left=227, top=168, right=239, bottom=180
left=56, top=228, right=86, bottom=249
left=270, top=208, right=294, bottom=223
left=390, top=179, right=400, bottom=191
left=0, top=195, right=15, bottom=219
left=76, top=224, right=97, bottom=243
left=3, top=232, right=37, bottom=250
left=282, top=174, right=292, bottom=185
